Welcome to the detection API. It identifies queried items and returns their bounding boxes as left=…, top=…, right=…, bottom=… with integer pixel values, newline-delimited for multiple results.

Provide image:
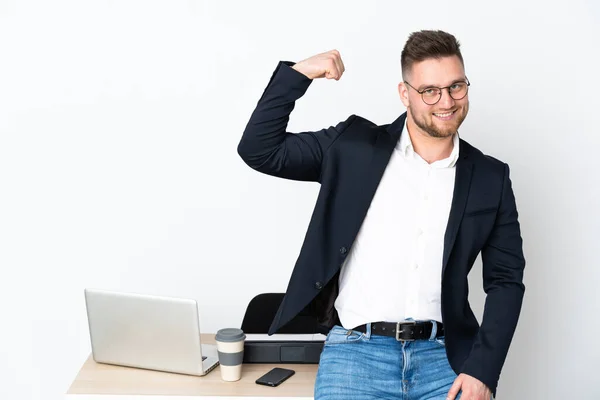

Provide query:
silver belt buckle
left=395, top=321, right=416, bottom=341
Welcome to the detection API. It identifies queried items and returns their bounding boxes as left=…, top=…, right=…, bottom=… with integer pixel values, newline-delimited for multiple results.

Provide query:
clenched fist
left=292, top=49, right=345, bottom=80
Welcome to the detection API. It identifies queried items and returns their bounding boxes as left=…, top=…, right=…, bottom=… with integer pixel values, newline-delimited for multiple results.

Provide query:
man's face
left=398, top=55, right=469, bottom=139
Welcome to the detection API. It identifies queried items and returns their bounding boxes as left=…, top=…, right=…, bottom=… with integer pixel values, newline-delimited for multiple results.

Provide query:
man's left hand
left=446, top=373, right=492, bottom=400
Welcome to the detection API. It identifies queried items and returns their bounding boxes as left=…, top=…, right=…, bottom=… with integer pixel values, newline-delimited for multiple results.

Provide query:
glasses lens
left=450, top=82, right=468, bottom=100
left=422, top=88, right=441, bottom=105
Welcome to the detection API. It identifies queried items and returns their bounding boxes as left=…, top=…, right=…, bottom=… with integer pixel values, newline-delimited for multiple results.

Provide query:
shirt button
left=314, top=281, right=323, bottom=290
left=414, top=263, right=419, bottom=270
left=339, top=246, right=348, bottom=255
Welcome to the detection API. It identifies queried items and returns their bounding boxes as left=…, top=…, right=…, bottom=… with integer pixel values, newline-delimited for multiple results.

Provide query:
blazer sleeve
left=237, top=60, right=355, bottom=182
left=460, top=163, right=526, bottom=395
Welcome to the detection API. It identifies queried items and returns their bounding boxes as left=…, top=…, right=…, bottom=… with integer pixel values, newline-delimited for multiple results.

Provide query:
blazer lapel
left=348, top=113, right=406, bottom=239
left=442, top=141, right=473, bottom=277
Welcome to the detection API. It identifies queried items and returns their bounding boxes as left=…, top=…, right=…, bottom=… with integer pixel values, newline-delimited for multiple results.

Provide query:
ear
left=398, top=82, right=410, bottom=108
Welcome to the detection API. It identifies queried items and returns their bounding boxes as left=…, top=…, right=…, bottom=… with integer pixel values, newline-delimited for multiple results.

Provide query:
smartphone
left=255, top=367, right=295, bottom=387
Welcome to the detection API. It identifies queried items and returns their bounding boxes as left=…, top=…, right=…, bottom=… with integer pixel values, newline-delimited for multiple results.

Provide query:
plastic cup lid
left=215, top=328, right=246, bottom=342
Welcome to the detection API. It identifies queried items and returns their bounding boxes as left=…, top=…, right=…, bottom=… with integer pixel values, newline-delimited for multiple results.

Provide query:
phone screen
left=255, top=367, right=295, bottom=387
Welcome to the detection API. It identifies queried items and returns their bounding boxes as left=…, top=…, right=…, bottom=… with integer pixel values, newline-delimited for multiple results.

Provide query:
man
left=237, top=30, right=525, bottom=400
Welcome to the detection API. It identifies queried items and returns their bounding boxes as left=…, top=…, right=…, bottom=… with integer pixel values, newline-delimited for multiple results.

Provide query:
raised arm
left=237, top=50, right=355, bottom=182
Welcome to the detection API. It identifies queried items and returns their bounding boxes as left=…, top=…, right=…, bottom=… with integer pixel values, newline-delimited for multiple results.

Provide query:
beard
left=409, top=104, right=468, bottom=138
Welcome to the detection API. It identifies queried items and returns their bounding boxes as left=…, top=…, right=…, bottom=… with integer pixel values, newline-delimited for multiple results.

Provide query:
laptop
left=84, top=288, right=219, bottom=376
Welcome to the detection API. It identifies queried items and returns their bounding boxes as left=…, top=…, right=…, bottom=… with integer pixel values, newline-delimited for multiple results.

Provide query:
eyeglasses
left=404, top=78, right=470, bottom=105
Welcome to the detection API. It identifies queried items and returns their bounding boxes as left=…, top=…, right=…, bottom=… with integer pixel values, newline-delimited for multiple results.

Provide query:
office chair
left=240, top=293, right=318, bottom=334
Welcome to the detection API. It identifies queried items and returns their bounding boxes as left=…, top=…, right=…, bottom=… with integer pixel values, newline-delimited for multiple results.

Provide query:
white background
left=1, top=0, right=599, bottom=399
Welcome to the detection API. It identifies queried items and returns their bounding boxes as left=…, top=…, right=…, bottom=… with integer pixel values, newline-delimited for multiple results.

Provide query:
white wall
left=1, top=0, right=598, bottom=399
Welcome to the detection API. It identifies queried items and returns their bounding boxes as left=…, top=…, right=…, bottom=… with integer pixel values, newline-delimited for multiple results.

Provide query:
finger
left=325, top=69, right=338, bottom=80
left=331, top=49, right=344, bottom=74
left=446, top=377, right=463, bottom=400
left=326, top=50, right=339, bottom=79
left=326, top=57, right=340, bottom=80
left=339, top=54, right=345, bottom=75
left=332, top=51, right=344, bottom=78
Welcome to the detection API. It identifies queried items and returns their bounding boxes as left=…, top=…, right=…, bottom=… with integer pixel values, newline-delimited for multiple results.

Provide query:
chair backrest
left=240, top=293, right=318, bottom=334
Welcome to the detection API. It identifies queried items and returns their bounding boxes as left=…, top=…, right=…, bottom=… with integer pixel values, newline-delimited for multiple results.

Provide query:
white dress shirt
left=334, top=121, right=459, bottom=329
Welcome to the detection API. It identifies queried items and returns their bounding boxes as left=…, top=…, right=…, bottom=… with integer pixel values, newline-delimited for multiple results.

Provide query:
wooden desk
left=67, top=334, right=317, bottom=399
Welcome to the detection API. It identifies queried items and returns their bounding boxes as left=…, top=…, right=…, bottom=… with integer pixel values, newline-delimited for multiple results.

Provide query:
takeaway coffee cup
left=215, top=328, right=246, bottom=381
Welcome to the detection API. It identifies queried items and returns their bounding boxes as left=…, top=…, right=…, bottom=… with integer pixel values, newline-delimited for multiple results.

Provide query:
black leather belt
left=352, top=321, right=444, bottom=341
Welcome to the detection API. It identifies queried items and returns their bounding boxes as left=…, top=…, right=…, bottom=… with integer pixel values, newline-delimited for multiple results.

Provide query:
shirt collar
left=397, top=121, right=460, bottom=168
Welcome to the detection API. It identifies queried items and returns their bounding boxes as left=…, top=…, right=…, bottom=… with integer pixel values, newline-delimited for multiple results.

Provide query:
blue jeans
left=314, top=322, right=476, bottom=400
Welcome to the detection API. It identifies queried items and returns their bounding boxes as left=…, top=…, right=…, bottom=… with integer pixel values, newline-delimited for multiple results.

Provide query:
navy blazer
left=237, top=61, right=525, bottom=397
